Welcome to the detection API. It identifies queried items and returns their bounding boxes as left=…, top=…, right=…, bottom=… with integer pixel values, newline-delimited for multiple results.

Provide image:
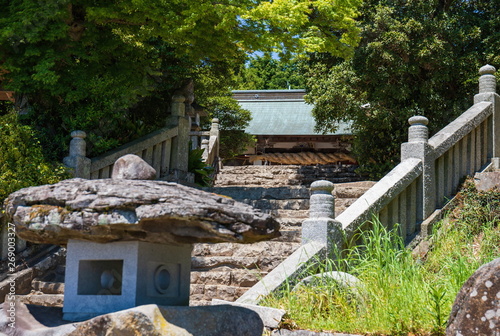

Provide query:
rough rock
left=0, top=302, right=190, bottom=336
left=5, top=178, right=280, bottom=245
left=158, top=304, right=263, bottom=336
left=211, top=299, right=285, bottom=328
left=0, top=301, right=76, bottom=336
left=473, top=172, right=500, bottom=192
left=112, top=154, right=157, bottom=180
left=446, top=257, right=500, bottom=335
left=0, top=303, right=263, bottom=336
left=69, top=305, right=191, bottom=336
left=14, top=293, right=64, bottom=307
left=292, top=272, right=365, bottom=308
left=293, top=271, right=362, bottom=292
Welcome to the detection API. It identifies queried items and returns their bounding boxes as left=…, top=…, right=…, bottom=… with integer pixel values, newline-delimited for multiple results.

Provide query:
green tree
left=190, top=64, right=255, bottom=161
left=305, top=0, right=500, bottom=179
left=234, top=55, right=306, bottom=90
left=204, top=96, right=255, bottom=160
left=0, top=111, right=69, bottom=206
left=0, top=0, right=361, bottom=159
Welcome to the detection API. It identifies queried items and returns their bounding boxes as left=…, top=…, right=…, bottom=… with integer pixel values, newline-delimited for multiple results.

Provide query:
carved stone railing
left=190, top=118, right=220, bottom=166
left=190, top=118, right=221, bottom=176
left=63, top=94, right=191, bottom=180
left=237, top=64, right=499, bottom=305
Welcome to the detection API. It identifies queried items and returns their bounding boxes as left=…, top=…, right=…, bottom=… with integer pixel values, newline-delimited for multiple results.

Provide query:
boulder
left=0, top=303, right=264, bottom=336
left=293, top=271, right=362, bottom=292
left=0, top=301, right=76, bottom=336
left=5, top=178, right=280, bottom=245
left=293, top=272, right=365, bottom=308
left=69, top=305, right=191, bottom=336
left=211, top=299, right=286, bottom=329
left=473, top=172, right=500, bottom=192
left=446, top=257, right=500, bottom=335
left=112, top=154, right=157, bottom=180
left=158, top=304, right=264, bottom=336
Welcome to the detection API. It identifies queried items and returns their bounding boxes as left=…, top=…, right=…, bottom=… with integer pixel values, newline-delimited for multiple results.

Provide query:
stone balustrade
left=63, top=94, right=191, bottom=180
left=238, top=65, right=500, bottom=305
left=190, top=118, right=220, bottom=168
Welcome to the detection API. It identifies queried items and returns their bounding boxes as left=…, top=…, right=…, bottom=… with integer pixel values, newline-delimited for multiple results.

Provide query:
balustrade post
left=474, top=65, right=500, bottom=168
left=63, top=130, right=91, bottom=179
left=168, top=94, right=190, bottom=173
left=302, top=180, right=343, bottom=255
left=201, top=139, right=209, bottom=162
left=401, top=116, right=434, bottom=219
left=209, top=118, right=220, bottom=163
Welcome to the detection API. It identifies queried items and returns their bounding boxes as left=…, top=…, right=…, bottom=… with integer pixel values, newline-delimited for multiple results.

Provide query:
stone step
left=242, top=199, right=309, bottom=211
left=209, top=182, right=374, bottom=204
left=335, top=198, right=358, bottom=216
left=271, top=229, right=301, bottom=243
left=217, top=164, right=357, bottom=174
left=214, top=177, right=304, bottom=187
left=190, top=284, right=249, bottom=305
left=214, top=174, right=362, bottom=187
left=191, top=269, right=266, bottom=288
left=271, top=209, right=309, bottom=219
left=334, top=181, right=376, bottom=198
left=276, top=217, right=305, bottom=227
left=206, top=186, right=310, bottom=201
left=13, top=294, right=64, bottom=307
left=31, top=280, right=65, bottom=294
left=192, top=241, right=299, bottom=262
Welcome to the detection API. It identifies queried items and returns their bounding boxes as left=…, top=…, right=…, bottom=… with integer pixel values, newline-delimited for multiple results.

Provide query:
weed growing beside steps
left=263, top=179, right=500, bottom=336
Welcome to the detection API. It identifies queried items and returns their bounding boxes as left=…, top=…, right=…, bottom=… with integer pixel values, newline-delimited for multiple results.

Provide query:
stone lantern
left=5, top=172, right=279, bottom=321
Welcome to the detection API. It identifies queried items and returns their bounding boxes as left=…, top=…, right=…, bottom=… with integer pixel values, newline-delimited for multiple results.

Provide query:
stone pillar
left=474, top=65, right=500, bottom=168
left=63, top=130, right=91, bottom=179
left=168, top=94, right=190, bottom=174
left=190, top=135, right=199, bottom=151
left=302, top=180, right=343, bottom=255
left=209, top=118, right=220, bottom=163
left=401, top=116, right=434, bottom=220
left=201, top=139, right=209, bottom=162
left=210, top=118, right=220, bottom=137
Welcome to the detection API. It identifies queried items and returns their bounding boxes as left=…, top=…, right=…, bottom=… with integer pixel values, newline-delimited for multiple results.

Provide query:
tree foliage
left=0, top=111, right=69, bottom=206
left=0, top=0, right=361, bottom=159
left=234, top=55, right=306, bottom=90
left=305, top=0, right=500, bottom=179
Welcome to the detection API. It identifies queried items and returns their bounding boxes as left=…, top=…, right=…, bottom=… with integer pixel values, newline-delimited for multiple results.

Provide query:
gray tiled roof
left=239, top=100, right=352, bottom=136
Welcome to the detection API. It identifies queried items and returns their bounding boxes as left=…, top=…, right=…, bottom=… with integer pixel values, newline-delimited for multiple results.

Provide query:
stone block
left=63, top=240, right=192, bottom=321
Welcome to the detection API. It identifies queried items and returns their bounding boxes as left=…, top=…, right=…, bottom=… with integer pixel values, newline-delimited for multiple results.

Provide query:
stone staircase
left=5, top=164, right=374, bottom=308
left=213, top=164, right=361, bottom=187
left=189, top=164, right=374, bottom=305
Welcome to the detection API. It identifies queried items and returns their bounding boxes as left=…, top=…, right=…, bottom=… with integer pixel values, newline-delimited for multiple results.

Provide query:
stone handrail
left=63, top=94, right=191, bottom=180
left=89, top=126, right=179, bottom=179
left=63, top=126, right=180, bottom=180
left=237, top=64, right=499, bottom=305
left=191, top=118, right=220, bottom=168
left=338, top=158, right=423, bottom=242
